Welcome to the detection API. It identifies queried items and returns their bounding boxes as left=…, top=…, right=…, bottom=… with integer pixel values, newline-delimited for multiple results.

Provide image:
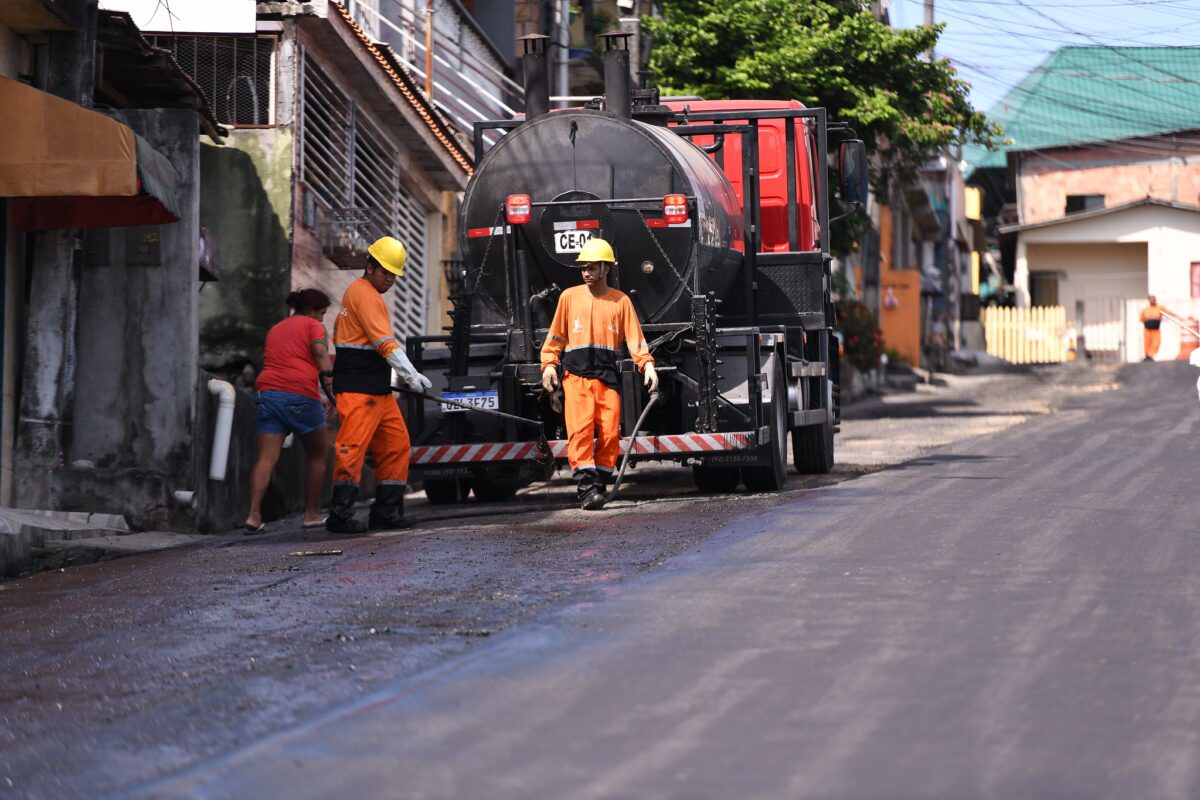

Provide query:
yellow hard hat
left=367, top=236, right=407, bottom=277
left=575, top=237, right=616, bottom=265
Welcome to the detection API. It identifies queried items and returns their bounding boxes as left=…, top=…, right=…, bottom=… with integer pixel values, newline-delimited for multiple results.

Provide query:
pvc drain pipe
left=207, top=378, right=236, bottom=481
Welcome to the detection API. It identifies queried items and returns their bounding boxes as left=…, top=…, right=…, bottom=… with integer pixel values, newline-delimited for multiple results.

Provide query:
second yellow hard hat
left=575, top=237, right=616, bottom=265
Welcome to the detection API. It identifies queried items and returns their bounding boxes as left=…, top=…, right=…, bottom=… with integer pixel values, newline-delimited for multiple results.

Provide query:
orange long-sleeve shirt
left=332, top=277, right=401, bottom=395
left=1140, top=304, right=1171, bottom=328
left=540, top=285, right=652, bottom=388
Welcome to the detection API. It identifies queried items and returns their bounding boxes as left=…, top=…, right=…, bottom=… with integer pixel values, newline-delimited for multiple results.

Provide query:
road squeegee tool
left=392, top=385, right=557, bottom=477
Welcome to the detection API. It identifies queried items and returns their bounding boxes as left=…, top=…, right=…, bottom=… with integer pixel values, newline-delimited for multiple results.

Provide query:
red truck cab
left=666, top=99, right=821, bottom=254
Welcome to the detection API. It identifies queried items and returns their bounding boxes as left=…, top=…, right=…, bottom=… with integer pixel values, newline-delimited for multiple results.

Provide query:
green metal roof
left=963, top=46, right=1200, bottom=170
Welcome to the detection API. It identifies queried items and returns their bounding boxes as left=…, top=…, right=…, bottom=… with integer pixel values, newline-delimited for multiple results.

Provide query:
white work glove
left=643, top=363, right=659, bottom=393
left=542, top=365, right=560, bottom=393
left=387, top=349, right=433, bottom=392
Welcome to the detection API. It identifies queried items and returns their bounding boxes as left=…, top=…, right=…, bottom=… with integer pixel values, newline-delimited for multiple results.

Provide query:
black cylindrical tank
left=459, top=110, right=744, bottom=326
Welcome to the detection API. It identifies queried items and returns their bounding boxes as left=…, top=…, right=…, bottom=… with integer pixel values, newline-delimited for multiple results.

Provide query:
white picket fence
left=982, top=306, right=1069, bottom=365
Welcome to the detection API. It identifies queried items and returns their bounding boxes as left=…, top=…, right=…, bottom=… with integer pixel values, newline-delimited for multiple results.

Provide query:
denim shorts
left=254, top=390, right=326, bottom=436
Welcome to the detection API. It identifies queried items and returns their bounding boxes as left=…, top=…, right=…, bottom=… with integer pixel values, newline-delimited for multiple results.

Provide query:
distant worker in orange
left=1140, top=295, right=1174, bottom=362
left=327, top=236, right=432, bottom=535
left=540, top=238, right=658, bottom=510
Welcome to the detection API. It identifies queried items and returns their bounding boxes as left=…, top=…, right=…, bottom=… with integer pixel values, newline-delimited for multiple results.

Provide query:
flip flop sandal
left=301, top=518, right=328, bottom=529
left=244, top=522, right=268, bottom=534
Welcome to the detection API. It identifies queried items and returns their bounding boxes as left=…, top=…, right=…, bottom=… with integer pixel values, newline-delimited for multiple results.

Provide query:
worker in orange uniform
left=1140, top=295, right=1174, bottom=362
left=540, top=238, right=658, bottom=510
left=327, top=236, right=432, bottom=535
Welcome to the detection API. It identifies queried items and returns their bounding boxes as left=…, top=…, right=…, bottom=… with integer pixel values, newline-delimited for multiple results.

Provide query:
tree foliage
left=645, top=0, right=999, bottom=170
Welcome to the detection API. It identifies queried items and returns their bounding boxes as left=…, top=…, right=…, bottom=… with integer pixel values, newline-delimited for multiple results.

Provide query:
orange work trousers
left=563, top=373, right=621, bottom=476
left=1144, top=328, right=1162, bottom=359
left=332, top=392, right=411, bottom=486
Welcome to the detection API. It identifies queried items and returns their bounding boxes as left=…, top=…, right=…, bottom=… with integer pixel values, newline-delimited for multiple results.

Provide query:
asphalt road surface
left=102, top=360, right=1197, bottom=799
left=2, top=360, right=1185, bottom=799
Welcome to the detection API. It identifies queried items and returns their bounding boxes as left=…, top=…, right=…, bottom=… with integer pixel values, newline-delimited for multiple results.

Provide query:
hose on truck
left=603, top=390, right=660, bottom=504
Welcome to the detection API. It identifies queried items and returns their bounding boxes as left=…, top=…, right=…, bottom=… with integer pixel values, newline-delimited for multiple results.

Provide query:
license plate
left=554, top=229, right=594, bottom=254
left=440, top=391, right=499, bottom=413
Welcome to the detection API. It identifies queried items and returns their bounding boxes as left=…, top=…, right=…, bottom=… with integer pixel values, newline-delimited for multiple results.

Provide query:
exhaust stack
left=519, top=34, right=550, bottom=120
left=600, top=31, right=633, bottom=120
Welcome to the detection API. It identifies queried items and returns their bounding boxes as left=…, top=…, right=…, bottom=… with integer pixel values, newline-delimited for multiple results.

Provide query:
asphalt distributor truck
left=401, top=33, right=868, bottom=503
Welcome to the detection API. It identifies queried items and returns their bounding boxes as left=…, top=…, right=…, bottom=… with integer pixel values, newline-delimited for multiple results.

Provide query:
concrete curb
left=0, top=508, right=131, bottom=577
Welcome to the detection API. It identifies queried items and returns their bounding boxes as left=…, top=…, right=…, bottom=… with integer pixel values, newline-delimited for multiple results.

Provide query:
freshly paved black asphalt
left=131, top=361, right=1200, bottom=799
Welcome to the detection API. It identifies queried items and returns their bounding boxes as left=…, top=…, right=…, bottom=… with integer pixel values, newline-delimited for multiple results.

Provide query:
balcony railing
left=347, top=1, right=522, bottom=146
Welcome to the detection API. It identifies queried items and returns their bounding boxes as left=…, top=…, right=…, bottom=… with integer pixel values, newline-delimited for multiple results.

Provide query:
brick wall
left=1018, top=137, right=1200, bottom=224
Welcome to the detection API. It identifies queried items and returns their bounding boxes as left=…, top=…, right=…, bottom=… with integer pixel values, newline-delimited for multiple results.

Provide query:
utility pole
left=557, top=0, right=570, bottom=106
left=925, top=0, right=935, bottom=60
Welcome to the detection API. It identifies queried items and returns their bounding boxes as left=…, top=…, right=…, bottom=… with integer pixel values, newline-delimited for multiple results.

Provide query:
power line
left=930, top=5, right=1200, bottom=106
left=944, top=0, right=1200, bottom=8
left=1009, top=0, right=1200, bottom=85
left=934, top=4, right=1200, bottom=45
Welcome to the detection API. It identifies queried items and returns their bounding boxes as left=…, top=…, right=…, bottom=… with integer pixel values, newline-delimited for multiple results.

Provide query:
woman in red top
left=245, top=289, right=335, bottom=532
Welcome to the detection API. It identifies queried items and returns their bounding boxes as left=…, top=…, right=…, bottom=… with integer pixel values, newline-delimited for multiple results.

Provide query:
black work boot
left=369, top=483, right=415, bottom=531
left=576, top=468, right=604, bottom=510
left=326, top=483, right=368, bottom=536
left=582, top=471, right=609, bottom=511
left=575, top=468, right=598, bottom=500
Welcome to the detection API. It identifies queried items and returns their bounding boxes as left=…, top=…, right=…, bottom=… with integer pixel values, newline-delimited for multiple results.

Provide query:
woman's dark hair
left=286, top=288, right=331, bottom=314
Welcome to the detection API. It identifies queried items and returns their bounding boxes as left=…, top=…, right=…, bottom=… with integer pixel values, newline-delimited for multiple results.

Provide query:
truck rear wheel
left=692, top=465, right=740, bottom=493
left=793, top=415, right=834, bottom=474
left=742, top=357, right=788, bottom=492
left=424, top=478, right=471, bottom=505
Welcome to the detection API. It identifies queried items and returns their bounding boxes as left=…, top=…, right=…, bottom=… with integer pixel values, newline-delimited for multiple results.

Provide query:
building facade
left=142, top=1, right=472, bottom=383
left=0, top=0, right=233, bottom=533
left=969, top=46, right=1200, bottom=362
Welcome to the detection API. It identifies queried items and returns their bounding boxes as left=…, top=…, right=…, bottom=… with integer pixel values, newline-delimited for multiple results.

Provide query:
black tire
left=793, top=411, right=835, bottom=475
left=692, top=465, right=741, bottom=493
left=424, top=478, right=471, bottom=505
left=743, top=355, right=788, bottom=492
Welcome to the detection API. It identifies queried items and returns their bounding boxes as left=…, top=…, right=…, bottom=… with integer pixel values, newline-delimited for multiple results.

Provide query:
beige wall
left=1027, top=242, right=1146, bottom=359
left=1018, top=143, right=1200, bottom=225
left=1027, top=241, right=1147, bottom=311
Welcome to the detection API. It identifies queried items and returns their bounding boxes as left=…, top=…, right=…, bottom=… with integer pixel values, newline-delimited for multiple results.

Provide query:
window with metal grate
left=298, top=48, right=432, bottom=335
left=149, top=35, right=276, bottom=126
left=392, top=186, right=429, bottom=338
left=300, top=53, right=353, bottom=209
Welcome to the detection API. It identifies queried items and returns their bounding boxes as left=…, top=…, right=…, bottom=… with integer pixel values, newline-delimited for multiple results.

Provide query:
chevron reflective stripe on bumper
left=410, top=432, right=757, bottom=464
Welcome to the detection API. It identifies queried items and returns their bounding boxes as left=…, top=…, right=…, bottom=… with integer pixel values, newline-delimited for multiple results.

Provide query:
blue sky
left=890, top=0, right=1200, bottom=113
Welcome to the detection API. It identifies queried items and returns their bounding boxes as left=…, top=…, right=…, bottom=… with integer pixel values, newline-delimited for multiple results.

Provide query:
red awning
left=0, top=76, right=181, bottom=230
